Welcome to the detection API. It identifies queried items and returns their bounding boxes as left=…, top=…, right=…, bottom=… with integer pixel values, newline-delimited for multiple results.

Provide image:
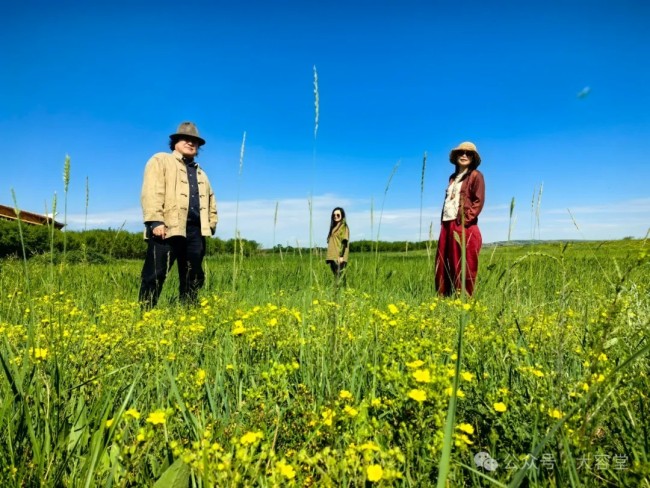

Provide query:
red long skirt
left=435, top=220, right=482, bottom=296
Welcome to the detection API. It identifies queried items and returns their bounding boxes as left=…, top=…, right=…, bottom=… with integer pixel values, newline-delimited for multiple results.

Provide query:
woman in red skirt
left=435, top=142, right=485, bottom=297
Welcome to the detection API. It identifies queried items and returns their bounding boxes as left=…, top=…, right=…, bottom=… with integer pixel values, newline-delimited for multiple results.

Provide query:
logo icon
left=474, top=451, right=498, bottom=471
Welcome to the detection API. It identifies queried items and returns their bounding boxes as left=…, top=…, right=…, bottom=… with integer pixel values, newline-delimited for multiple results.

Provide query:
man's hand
left=152, top=224, right=167, bottom=239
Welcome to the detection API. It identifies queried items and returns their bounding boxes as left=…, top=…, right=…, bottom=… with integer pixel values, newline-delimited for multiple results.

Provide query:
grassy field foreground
left=0, top=240, right=649, bottom=486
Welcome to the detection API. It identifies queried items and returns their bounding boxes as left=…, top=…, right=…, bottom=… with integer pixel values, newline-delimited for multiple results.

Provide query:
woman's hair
left=327, top=207, right=347, bottom=241
left=169, top=136, right=201, bottom=156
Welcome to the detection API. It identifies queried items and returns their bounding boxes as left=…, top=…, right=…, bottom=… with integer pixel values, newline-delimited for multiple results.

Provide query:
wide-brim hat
left=449, top=141, right=481, bottom=166
left=170, top=121, right=206, bottom=146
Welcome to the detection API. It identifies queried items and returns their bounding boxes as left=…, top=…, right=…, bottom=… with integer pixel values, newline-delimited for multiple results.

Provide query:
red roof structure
left=0, top=204, right=65, bottom=230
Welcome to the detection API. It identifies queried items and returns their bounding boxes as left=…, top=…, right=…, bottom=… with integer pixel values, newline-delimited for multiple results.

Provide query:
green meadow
left=0, top=240, right=648, bottom=486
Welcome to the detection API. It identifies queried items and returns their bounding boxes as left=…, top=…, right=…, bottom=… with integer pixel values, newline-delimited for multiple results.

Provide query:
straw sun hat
left=449, top=141, right=481, bottom=166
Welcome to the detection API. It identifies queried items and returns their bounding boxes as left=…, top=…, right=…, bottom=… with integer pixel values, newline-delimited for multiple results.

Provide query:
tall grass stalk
left=427, top=221, right=434, bottom=261
left=508, top=196, right=516, bottom=242
left=84, top=176, right=89, bottom=232
left=374, top=160, right=400, bottom=256
left=437, top=204, right=468, bottom=487
left=82, top=176, right=89, bottom=262
left=372, top=161, right=400, bottom=288
left=62, top=155, right=70, bottom=262
left=233, top=131, right=246, bottom=292
left=273, top=201, right=282, bottom=260
left=536, top=182, right=544, bottom=240
left=309, top=65, right=320, bottom=290
left=567, top=208, right=616, bottom=289
left=437, top=307, right=469, bottom=487
left=567, top=207, right=580, bottom=233
left=313, top=65, right=319, bottom=140
left=530, top=186, right=537, bottom=240
left=370, top=197, right=374, bottom=250
left=46, top=194, right=57, bottom=281
left=10, top=190, right=30, bottom=295
left=8, top=189, right=37, bottom=407
left=419, top=151, right=427, bottom=242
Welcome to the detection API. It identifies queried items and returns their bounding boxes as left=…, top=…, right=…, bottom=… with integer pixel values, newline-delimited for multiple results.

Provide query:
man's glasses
left=179, top=137, right=200, bottom=145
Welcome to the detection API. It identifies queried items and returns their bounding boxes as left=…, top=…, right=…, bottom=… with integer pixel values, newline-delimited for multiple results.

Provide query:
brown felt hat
left=449, top=141, right=481, bottom=166
left=170, top=122, right=206, bottom=146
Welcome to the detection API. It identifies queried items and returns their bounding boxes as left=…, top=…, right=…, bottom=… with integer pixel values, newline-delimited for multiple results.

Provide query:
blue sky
left=3, top=0, right=649, bottom=248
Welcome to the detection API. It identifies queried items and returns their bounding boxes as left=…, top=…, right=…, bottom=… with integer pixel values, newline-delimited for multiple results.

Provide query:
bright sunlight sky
left=2, top=0, right=649, bottom=248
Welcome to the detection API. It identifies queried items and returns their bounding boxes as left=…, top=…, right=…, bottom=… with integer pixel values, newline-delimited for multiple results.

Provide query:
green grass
left=0, top=240, right=648, bottom=486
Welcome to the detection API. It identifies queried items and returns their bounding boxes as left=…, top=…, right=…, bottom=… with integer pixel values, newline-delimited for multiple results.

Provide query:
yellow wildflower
left=240, top=431, right=264, bottom=446
left=146, top=409, right=167, bottom=425
left=388, top=304, right=399, bottom=314
left=124, top=408, right=141, bottom=420
left=344, top=405, right=359, bottom=417
left=493, top=402, right=507, bottom=413
left=457, top=423, right=474, bottom=435
left=339, top=390, right=353, bottom=400
left=412, top=369, right=432, bottom=383
left=359, top=441, right=380, bottom=451
left=455, top=434, right=474, bottom=445
left=321, top=408, right=335, bottom=426
left=367, top=464, right=384, bottom=482
left=195, top=369, right=207, bottom=386
left=276, top=459, right=296, bottom=479
left=29, top=347, right=48, bottom=361
left=105, top=418, right=114, bottom=428
left=445, top=387, right=465, bottom=398
left=408, top=389, right=427, bottom=403
left=232, top=320, right=246, bottom=336
left=405, top=360, right=424, bottom=369
left=461, top=371, right=475, bottom=382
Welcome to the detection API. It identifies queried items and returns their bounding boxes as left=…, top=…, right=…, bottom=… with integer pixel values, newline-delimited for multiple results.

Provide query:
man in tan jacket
left=139, top=122, right=218, bottom=308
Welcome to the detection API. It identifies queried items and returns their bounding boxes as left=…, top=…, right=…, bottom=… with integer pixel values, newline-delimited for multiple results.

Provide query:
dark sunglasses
left=333, top=213, right=342, bottom=217
left=457, top=150, right=474, bottom=157
left=179, top=137, right=200, bottom=145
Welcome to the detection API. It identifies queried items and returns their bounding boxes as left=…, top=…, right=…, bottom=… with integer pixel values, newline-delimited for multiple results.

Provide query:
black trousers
left=139, top=225, right=206, bottom=308
left=327, top=260, right=347, bottom=279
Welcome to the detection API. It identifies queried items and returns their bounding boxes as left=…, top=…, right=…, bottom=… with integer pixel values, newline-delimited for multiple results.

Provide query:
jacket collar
left=172, top=150, right=198, bottom=167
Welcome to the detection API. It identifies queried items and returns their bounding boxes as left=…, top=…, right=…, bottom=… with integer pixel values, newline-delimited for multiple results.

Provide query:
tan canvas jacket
left=141, top=150, right=218, bottom=238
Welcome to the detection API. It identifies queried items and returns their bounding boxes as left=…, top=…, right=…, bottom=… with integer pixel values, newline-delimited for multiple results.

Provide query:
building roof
left=0, top=204, right=65, bottom=230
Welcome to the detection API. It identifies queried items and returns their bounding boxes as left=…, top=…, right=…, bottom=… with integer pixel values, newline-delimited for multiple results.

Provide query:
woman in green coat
left=326, top=207, right=350, bottom=279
